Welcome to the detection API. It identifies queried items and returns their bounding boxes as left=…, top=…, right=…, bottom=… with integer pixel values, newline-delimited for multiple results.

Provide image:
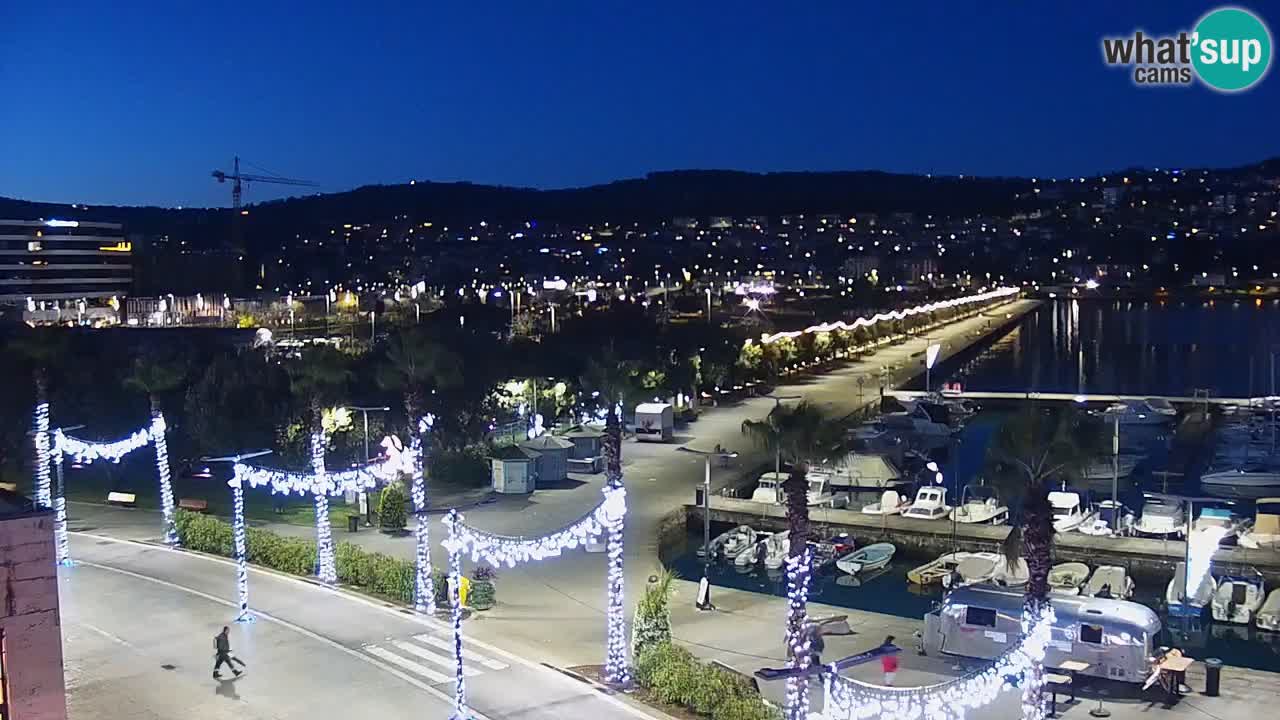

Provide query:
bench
left=178, top=498, right=209, bottom=512
left=1044, top=673, right=1072, bottom=717
left=107, top=491, right=137, bottom=507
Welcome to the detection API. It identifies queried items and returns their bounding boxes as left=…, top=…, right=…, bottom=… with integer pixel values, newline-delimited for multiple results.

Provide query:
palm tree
left=11, top=328, right=68, bottom=508
left=125, top=355, right=188, bottom=545
left=581, top=350, right=639, bottom=686
left=989, top=407, right=1100, bottom=720
left=376, top=329, right=462, bottom=611
left=287, top=346, right=352, bottom=585
left=741, top=401, right=838, bottom=720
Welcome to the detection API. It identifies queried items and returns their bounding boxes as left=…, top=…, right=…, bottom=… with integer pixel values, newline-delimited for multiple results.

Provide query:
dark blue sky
left=2, top=2, right=1277, bottom=207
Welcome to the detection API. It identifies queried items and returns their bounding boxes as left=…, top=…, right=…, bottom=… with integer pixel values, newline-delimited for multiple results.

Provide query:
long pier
left=691, top=497, right=1280, bottom=585
left=888, top=389, right=1268, bottom=407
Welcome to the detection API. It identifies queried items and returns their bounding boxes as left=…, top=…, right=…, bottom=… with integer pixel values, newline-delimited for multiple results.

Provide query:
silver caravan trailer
left=922, top=584, right=1161, bottom=684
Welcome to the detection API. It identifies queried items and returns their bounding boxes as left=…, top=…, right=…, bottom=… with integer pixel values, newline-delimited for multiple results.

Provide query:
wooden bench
left=1044, top=673, right=1072, bottom=718
left=178, top=498, right=209, bottom=512
left=106, top=491, right=137, bottom=507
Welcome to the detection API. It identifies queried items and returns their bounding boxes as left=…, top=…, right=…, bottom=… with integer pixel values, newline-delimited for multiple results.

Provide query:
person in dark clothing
left=213, top=626, right=245, bottom=678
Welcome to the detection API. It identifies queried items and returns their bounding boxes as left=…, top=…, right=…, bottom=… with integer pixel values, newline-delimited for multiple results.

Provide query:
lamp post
left=348, top=405, right=390, bottom=523
left=1110, top=414, right=1120, bottom=532
left=678, top=445, right=738, bottom=611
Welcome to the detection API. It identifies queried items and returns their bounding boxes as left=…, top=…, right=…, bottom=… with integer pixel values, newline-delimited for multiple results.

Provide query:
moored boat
left=835, top=542, right=896, bottom=576
left=861, top=489, right=910, bottom=515
left=1050, top=491, right=1086, bottom=532
left=950, top=485, right=1008, bottom=525
left=1212, top=574, right=1266, bottom=625
left=1079, top=500, right=1136, bottom=537
left=1257, top=589, right=1280, bottom=632
left=1134, top=495, right=1185, bottom=537
left=1166, top=561, right=1216, bottom=617
left=708, top=525, right=758, bottom=561
left=993, top=558, right=1030, bottom=587
left=1239, top=498, right=1280, bottom=549
left=902, top=486, right=951, bottom=521
left=1049, top=562, right=1091, bottom=595
left=1082, top=565, right=1135, bottom=599
left=907, top=551, right=969, bottom=585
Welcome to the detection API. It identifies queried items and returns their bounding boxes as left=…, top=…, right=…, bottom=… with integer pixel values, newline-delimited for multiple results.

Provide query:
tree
left=11, top=328, right=68, bottom=508
left=376, top=328, right=462, bottom=611
left=782, top=463, right=813, bottom=720
left=286, top=346, right=352, bottom=585
left=125, top=354, right=188, bottom=545
left=581, top=350, right=639, bottom=686
left=632, top=568, right=677, bottom=657
left=740, top=401, right=837, bottom=478
left=988, top=407, right=1100, bottom=720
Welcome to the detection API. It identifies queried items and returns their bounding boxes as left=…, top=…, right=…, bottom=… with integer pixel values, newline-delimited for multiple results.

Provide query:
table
left=1044, top=673, right=1073, bottom=718
left=1059, top=660, right=1091, bottom=702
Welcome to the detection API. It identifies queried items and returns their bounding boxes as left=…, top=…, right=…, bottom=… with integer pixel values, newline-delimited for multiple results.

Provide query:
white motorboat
left=1166, top=561, right=1216, bottom=616
left=950, top=485, right=1009, bottom=525
left=1256, top=589, right=1280, bottom=632
left=1239, top=498, right=1280, bottom=549
left=1212, top=574, right=1266, bottom=625
left=1102, top=399, right=1174, bottom=426
left=883, top=406, right=953, bottom=438
left=750, top=530, right=791, bottom=570
left=902, top=486, right=951, bottom=521
left=1134, top=495, right=1185, bottom=537
left=750, top=473, right=781, bottom=504
left=993, top=558, right=1030, bottom=587
left=861, top=489, right=910, bottom=516
left=1200, top=463, right=1280, bottom=490
left=708, top=525, right=757, bottom=562
left=1079, top=500, right=1136, bottom=537
left=1082, top=455, right=1142, bottom=481
left=735, top=531, right=773, bottom=566
left=944, top=553, right=1001, bottom=588
left=1050, top=491, right=1086, bottom=532
left=803, top=472, right=848, bottom=508
left=816, top=453, right=903, bottom=489
left=1049, top=562, right=1091, bottom=595
left=1192, top=507, right=1242, bottom=544
left=1143, top=398, right=1178, bottom=418
left=1081, top=565, right=1135, bottom=599
left=834, top=543, right=896, bottom=576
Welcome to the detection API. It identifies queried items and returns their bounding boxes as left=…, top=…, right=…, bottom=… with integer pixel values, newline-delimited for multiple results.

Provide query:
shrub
left=633, top=569, right=676, bottom=657
left=469, top=567, right=496, bottom=610
left=712, top=697, right=779, bottom=720
left=650, top=653, right=699, bottom=706
left=431, top=447, right=490, bottom=488
left=635, top=641, right=775, bottom=720
left=378, top=482, right=409, bottom=531
left=173, top=510, right=443, bottom=608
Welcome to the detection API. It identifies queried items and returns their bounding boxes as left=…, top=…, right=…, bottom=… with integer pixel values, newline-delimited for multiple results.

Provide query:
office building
left=0, top=219, right=132, bottom=320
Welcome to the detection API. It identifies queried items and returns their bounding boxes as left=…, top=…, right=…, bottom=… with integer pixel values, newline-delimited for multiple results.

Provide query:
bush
left=633, top=569, right=675, bottom=657
left=469, top=566, right=496, bottom=610
left=173, top=509, right=446, bottom=607
left=636, top=641, right=776, bottom=720
left=378, top=482, right=409, bottom=531
left=431, top=447, right=490, bottom=488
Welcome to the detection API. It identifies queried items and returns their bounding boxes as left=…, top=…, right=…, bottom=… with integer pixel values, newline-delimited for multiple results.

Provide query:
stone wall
left=0, top=511, right=67, bottom=720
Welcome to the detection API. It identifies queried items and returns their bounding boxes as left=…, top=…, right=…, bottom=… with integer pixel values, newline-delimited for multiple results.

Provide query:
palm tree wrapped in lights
left=742, top=401, right=838, bottom=720
left=125, top=354, right=188, bottom=545
left=988, top=406, right=1100, bottom=720
left=377, top=329, right=462, bottom=613
left=287, top=346, right=352, bottom=585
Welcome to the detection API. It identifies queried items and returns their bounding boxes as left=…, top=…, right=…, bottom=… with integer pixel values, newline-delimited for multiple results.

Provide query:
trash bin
left=1204, top=658, right=1222, bottom=697
left=348, top=515, right=360, bottom=533
left=695, top=487, right=707, bottom=506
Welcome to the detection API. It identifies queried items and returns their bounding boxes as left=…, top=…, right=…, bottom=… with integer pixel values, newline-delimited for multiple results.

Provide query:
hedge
left=635, top=642, right=779, bottom=720
left=174, top=510, right=447, bottom=606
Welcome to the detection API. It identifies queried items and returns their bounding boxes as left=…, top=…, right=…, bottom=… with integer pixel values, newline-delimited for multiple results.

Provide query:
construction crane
left=212, top=156, right=316, bottom=256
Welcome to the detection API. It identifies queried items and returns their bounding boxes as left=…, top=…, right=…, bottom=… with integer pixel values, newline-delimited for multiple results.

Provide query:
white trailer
left=634, top=403, right=674, bottom=442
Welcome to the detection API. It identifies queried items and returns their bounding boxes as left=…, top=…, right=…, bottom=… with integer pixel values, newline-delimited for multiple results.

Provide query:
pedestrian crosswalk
left=362, top=633, right=510, bottom=685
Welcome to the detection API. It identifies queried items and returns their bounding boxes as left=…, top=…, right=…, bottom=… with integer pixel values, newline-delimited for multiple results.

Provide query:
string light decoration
left=758, top=286, right=1020, bottom=346
left=52, top=452, right=69, bottom=565
left=442, top=486, right=628, bottom=716
left=412, top=414, right=435, bottom=614
left=822, top=609, right=1055, bottom=720
left=604, top=484, right=631, bottom=687
left=783, top=547, right=814, bottom=720
left=444, top=510, right=467, bottom=720
left=150, top=414, right=178, bottom=545
left=311, top=431, right=337, bottom=585
left=53, top=419, right=160, bottom=464
left=33, top=403, right=52, bottom=508
left=228, top=476, right=251, bottom=622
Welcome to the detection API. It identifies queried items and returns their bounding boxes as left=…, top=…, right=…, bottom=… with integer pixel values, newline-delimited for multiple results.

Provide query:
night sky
left=3, top=2, right=1277, bottom=207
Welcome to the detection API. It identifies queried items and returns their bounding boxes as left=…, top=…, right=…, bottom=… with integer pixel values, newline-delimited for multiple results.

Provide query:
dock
left=691, top=496, right=1280, bottom=585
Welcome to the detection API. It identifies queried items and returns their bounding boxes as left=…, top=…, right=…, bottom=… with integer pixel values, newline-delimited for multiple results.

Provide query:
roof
left=563, top=428, right=604, bottom=439
left=635, top=403, right=672, bottom=413
left=948, top=584, right=1161, bottom=633
left=520, top=434, right=575, bottom=451
left=489, top=446, right=541, bottom=462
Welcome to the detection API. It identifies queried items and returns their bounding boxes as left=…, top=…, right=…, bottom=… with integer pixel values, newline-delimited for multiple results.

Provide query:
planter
left=469, top=577, right=496, bottom=610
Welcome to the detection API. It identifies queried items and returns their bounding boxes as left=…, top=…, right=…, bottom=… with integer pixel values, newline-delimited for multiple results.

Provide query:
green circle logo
left=1192, top=7, right=1272, bottom=92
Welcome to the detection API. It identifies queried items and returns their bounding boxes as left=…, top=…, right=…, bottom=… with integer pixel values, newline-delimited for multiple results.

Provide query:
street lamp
left=678, top=445, right=738, bottom=611
left=349, top=406, right=390, bottom=523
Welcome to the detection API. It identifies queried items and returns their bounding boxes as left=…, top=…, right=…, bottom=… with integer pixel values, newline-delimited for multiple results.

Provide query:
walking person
left=213, top=626, right=245, bottom=679
left=880, top=635, right=899, bottom=686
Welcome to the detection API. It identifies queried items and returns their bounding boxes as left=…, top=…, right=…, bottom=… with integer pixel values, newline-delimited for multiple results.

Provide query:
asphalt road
left=60, top=533, right=652, bottom=720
